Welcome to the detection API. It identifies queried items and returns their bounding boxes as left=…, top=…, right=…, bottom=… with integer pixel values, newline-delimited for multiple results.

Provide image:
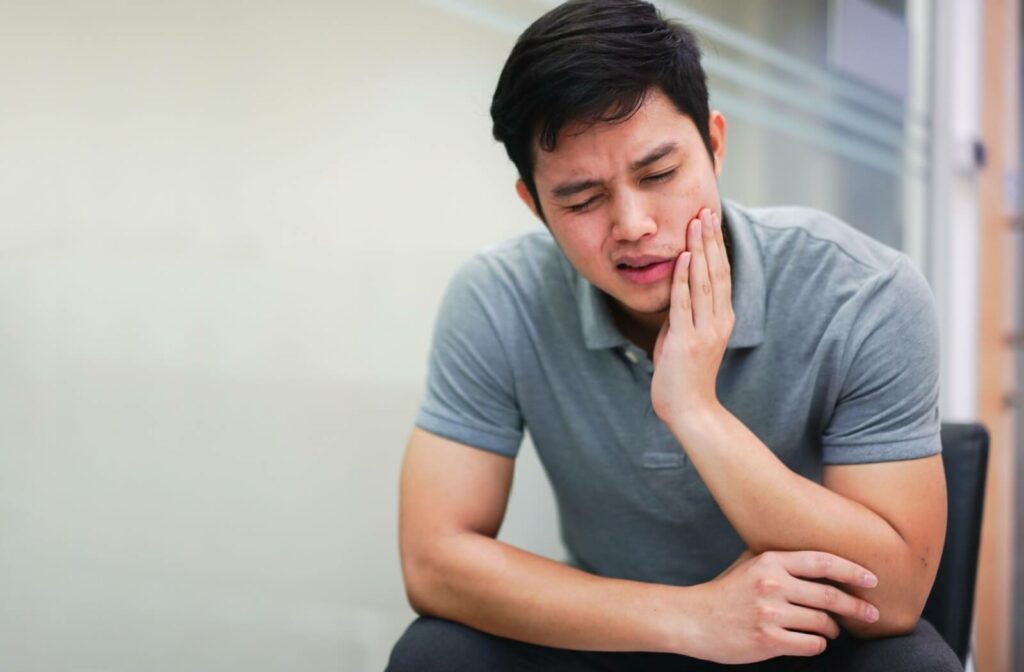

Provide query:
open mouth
left=616, top=259, right=674, bottom=284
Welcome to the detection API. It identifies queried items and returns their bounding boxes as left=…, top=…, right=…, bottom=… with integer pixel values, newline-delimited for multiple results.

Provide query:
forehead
left=532, top=89, right=697, bottom=180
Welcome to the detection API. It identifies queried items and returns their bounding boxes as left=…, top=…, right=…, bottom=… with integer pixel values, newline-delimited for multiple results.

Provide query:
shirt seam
left=747, top=210, right=904, bottom=274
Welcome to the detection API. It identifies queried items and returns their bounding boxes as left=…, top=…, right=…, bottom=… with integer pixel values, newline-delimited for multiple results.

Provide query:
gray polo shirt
left=414, top=199, right=941, bottom=587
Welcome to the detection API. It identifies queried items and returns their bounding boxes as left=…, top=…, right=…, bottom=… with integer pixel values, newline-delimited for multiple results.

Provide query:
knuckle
left=822, top=586, right=838, bottom=605
left=754, top=603, right=776, bottom=622
left=815, top=553, right=834, bottom=572
left=701, top=281, right=712, bottom=295
left=754, top=578, right=781, bottom=596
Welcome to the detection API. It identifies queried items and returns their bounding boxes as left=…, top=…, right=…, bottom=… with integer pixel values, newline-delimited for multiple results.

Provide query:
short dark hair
left=490, top=0, right=712, bottom=222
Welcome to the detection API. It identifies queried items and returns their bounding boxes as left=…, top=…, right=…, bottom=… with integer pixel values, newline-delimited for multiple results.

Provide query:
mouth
left=615, top=254, right=674, bottom=269
left=616, top=257, right=675, bottom=284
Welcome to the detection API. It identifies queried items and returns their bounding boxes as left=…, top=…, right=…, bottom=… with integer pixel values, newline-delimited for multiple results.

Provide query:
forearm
left=669, top=404, right=926, bottom=636
left=403, top=532, right=696, bottom=653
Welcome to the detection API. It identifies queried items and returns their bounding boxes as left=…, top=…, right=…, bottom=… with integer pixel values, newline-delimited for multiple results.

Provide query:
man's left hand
left=651, top=207, right=735, bottom=427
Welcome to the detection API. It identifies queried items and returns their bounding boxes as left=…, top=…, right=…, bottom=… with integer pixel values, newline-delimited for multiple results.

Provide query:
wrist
left=665, top=399, right=727, bottom=444
left=646, top=583, right=709, bottom=657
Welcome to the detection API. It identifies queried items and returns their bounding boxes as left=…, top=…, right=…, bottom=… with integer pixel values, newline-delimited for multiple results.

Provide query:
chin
left=614, top=292, right=671, bottom=317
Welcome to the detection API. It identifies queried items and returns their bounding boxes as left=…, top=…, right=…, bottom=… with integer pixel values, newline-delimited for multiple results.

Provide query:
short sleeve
left=414, top=255, right=524, bottom=458
left=821, top=255, right=942, bottom=465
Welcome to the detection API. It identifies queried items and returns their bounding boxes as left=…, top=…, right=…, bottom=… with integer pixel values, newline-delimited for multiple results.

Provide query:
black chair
left=920, top=422, right=989, bottom=666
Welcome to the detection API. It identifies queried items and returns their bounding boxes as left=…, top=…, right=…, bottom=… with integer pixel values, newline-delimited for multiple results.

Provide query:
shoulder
left=740, top=203, right=930, bottom=308
left=434, top=228, right=571, bottom=347
left=448, top=228, right=563, bottom=298
left=743, top=203, right=902, bottom=274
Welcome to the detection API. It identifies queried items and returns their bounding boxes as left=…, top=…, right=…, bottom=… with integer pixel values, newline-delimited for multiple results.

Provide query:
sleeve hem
left=822, top=432, right=941, bottom=465
left=415, top=408, right=522, bottom=458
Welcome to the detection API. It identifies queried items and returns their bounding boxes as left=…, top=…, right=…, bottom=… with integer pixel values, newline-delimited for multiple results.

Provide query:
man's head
left=491, top=0, right=714, bottom=218
left=489, top=0, right=727, bottom=332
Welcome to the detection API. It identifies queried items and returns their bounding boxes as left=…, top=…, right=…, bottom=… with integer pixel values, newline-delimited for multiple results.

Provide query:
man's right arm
left=399, top=427, right=680, bottom=653
left=398, top=428, right=881, bottom=662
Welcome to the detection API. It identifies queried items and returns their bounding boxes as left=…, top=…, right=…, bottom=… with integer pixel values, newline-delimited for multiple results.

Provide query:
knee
left=385, top=617, right=505, bottom=672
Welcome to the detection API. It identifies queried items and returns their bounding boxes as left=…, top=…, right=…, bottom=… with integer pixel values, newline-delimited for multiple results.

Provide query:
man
left=387, top=1, right=962, bottom=670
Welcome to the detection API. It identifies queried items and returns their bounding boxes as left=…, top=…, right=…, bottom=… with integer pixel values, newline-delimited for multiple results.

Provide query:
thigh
left=572, top=648, right=820, bottom=672
left=802, top=618, right=962, bottom=672
left=385, top=618, right=836, bottom=672
left=384, top=616, right=601, bottom=672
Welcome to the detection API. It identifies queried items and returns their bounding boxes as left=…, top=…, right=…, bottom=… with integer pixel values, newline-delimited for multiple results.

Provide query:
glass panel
left=658, top=0, right=931, bottom=265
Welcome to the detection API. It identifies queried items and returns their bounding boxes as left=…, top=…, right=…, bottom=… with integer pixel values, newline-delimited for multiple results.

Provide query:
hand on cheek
left=651, top=207, right=736, bottom=425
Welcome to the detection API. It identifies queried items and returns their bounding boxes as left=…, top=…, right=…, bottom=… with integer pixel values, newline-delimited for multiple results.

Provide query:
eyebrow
left=552, top=178, right=603, bottom=199
left=549, top=141, right=679, bottom=199
left=631, top=141, right=678, bottom=171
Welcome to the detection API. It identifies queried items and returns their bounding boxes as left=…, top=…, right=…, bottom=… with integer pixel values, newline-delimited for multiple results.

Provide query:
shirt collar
left=561, top=198, right=766, bottom=351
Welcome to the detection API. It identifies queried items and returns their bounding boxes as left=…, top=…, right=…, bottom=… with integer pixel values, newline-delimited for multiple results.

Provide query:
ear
left=708, top=110, right=727, bottom=178
left=515, top=179, right=542, bottom=219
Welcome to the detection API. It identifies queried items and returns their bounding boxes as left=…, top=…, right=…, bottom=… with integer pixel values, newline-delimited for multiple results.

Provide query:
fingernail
left=862, top=572, right=878, bottom=588
left=866, top=606, right=879, bottom=622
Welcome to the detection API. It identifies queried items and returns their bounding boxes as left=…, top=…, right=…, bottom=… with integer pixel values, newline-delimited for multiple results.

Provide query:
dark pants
left=385, top=616, right=963, bottom=671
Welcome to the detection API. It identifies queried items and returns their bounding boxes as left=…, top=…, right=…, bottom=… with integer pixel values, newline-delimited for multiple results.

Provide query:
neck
left=609, top=301, right=667, bottom=359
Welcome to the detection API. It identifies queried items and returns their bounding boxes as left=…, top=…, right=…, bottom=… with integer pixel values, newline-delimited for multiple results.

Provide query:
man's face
left=517, top=87, right=726, bottom=330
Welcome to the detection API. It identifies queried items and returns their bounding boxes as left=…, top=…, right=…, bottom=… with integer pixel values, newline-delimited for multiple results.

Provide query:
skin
left=399, top=86, right=947, bottom=662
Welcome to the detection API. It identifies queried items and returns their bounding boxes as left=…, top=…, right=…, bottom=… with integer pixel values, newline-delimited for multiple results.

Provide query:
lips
left=616, top=256, right=675, bottom=284
left=615, top=254, right=674, bottom=269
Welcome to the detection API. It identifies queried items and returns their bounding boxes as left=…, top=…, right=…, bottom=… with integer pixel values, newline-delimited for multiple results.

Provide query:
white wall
left=0, top=1, right=968, bottom=670
left=0, top=1, right=563, bottom=670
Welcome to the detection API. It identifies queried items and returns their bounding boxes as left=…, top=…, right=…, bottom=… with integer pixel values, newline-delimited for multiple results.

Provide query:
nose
left=610, top=190, right=657, bottom=242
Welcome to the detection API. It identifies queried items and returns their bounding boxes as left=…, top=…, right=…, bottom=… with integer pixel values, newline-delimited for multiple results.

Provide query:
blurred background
left=0, top=0, right=1020, bottom=670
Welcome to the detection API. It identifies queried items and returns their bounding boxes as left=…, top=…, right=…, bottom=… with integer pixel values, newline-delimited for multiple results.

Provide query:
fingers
left=789, top=579, right=880, bottom=624
left=703, top=209, right=733, bottom=322
left=766, top=628, right=829, bottom=658
left=771, top=551, right=880, bottom=623
left=688, top=212, right=713, bottom=329
left=669, top=250, right=693, bottom=333
left=781, top=605, right=841, bottom=640
left=776, top=550, right=878, bottom=588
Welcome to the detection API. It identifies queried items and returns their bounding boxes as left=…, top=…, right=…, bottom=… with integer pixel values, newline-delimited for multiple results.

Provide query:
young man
left=387, top=1, right=962, bottom=670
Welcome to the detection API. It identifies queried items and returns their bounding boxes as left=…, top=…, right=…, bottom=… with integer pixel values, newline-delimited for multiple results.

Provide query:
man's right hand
left=670, top=550, right=880, bottom=664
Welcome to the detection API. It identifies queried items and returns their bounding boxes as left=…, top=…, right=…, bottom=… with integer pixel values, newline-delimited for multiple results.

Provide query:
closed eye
left=643, top=169, right=676, bottom=184
left=566, top=195, right=602, bottom=213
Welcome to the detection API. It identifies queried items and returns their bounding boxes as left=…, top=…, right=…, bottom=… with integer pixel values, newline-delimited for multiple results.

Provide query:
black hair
left=490, top=0, right=713, bottom=222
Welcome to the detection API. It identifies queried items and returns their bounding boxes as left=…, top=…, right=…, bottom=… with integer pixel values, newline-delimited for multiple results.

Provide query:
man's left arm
left=669, top=407, right=946, bottom=639
left=652, top=208, right=946, bottom=639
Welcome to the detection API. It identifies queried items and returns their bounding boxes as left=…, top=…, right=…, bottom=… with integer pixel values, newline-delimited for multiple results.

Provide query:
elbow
left=403, top=574, right=431, bottom=617
left=400, top=543, right=440, bottom=616
left=843, top=604, right=923, bottom=640
left=845, top=548, right=937, bottom=639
